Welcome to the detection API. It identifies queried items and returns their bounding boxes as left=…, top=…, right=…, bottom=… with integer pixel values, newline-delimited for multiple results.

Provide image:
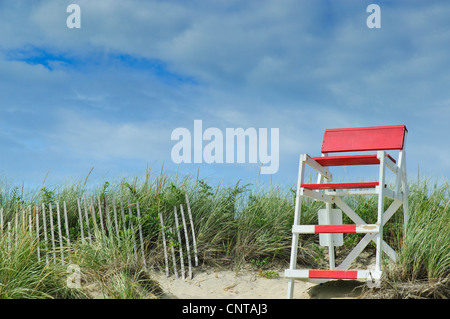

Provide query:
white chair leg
left=287, top=155, right=305, bottom=299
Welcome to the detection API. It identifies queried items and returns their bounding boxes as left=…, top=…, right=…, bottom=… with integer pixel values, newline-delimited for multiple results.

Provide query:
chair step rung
left=312, top=154, right=396, bottom=167
left=292, top=224, right=379, bottom=234
left=301, top=182, right=379, bottom=190
left=285, top=269, right=380, bottom=280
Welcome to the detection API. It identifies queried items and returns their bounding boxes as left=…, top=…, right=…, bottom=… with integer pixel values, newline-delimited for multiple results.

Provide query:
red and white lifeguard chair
left=285, top=125, right=409, bottom=299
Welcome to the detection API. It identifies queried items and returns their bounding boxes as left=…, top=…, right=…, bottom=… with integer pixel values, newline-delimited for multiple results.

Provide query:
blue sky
left=0, top=0, right=449, bottom=191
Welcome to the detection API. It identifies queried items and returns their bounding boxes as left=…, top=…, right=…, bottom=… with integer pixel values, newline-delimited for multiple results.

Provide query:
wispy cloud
left=0, top=0, right=449, bottom=186
left=49, top=109, right=171, bottom=161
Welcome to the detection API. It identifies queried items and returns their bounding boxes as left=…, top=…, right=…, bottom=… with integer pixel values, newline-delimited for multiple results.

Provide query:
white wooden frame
left=286, top=133, right=408, bottom=299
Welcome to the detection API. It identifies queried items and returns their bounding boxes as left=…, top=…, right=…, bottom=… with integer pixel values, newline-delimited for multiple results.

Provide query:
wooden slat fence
left=0, top=194, right=198, bottom=279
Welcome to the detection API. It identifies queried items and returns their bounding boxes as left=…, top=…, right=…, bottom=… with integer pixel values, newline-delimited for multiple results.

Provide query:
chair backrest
left=321, top=125, right=408, bottom=153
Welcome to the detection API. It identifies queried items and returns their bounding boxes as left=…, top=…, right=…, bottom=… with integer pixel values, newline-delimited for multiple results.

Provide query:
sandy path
left=151, top=252, right=374, bottom=299
left=152, top=269, right=316, bottom=299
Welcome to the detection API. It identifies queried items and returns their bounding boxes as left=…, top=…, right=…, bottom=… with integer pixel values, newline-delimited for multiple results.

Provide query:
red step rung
left=315, top=224, right=356, bottom=233
left=301, top=182, right=379, bottom=190
left=309, top=270, right=358, bottom=279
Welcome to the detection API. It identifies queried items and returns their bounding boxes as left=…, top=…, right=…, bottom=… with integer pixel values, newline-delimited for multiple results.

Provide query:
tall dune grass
left=395, top=180, right=449, bottom=281
left=0, top=170, right=448, bottom=298
left=0, top=222, right=82, bottom=298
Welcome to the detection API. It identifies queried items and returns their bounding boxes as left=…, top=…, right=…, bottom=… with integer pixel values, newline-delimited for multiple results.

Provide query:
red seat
left=321, top=125, right=407, bottom=153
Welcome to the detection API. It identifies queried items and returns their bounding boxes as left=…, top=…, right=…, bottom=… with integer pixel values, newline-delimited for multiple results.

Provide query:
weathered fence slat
left=0, top=208, right=3, bottom=238
left=120, top=197, right=127, bottom=234
left=56, top=202, right=64, bottom=264
left=185, top=194, right=198, bottom=267
left=49, top=203, right=57, bottom=264
left=180, top=204, right=192, bottom=280
left=83, top=195, right=92, bottom=244
left=173, top=206, right=185, bottom=280
left=41, top=203, right=49, bottom=264
left=28, top=206, right=32, bottom=233
left=97, top=196, right=105, bottom=233
left=136, top=201, right=147, bottom=269
left=159, top=212, right=169, bottom=277
left=127, top=197, right=138, bottom=255
left=7, top=222, right=11, bottom=250
left=14, top=212, right=18, bottom=243
left=76, top=198, right=85, bottom=244
left=170, top=227, right=179, bottom=279
left=63, top=201, right=71, bottom=248
left=104, top=196, right=113, bottom=236
left=90, top=196, right=99, bottom=234
left=35, top=206, right=41, bottom=262
left=112, top=197, right=120, bottom=241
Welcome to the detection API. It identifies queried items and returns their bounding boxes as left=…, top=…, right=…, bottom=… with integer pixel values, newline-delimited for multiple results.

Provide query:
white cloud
left=49, top=109, right=172, bottom=162
left=1, top=0, right=450, bottom=185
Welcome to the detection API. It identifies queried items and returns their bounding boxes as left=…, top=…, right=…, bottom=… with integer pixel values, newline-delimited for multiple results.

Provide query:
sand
left=152, top=268, right=365, bottom=299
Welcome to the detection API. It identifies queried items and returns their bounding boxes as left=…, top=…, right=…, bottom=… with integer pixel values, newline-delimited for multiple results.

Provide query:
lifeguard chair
left=285, top=125, right=409, bottom=299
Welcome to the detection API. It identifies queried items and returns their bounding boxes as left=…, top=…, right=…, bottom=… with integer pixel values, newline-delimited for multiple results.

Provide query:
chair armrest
left=301, top=154, right=332, bottom=181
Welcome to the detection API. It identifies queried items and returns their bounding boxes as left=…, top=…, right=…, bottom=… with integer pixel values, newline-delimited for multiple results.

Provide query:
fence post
left=35, top=205, right=41, bottom=262
left=112, top=197, right=120, bottom=243
left=76, top=198, right=85, bottom=244
left=180, top=204, right=192, bottom=279
left=49, top=203, right=57, bottom=264
left=120, top=197, right=127, bottom=234
left=126, top=197, right=138, bottom=255
left=104, top=196, right=113, bottom=236
left=0, top=208, right=3, bottom=239
left=28, top=205, right=32, bottom=233
left=7, top=222, right=11, bottom=251
left=170, top=227, right=178, bottom=279
left=56, top=202, right=64, bottom=264
left=83, top=195, right=92, bottom=244
left=90, top=196, right=99, bottom=234
left=42, top=203, right=49, bottom=264
left=97, top=196, right=105, bottom=234
left=173, top=206, right=185, bottom=280
left=63, top=201, right=71, bottom=248
left=159, top=212, right=169, bottom=277
left=136, top=201, right=147, bottom=269
left=185, top=194, right=198, bottom=267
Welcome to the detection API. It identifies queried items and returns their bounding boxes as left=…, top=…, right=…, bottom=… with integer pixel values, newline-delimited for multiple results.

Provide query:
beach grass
left=0, top=170, right=448, bottom=298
